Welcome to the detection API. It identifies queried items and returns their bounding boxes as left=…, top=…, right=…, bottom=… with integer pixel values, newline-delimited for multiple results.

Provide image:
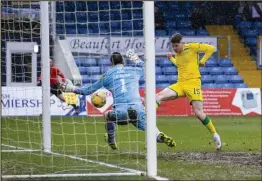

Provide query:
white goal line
left=1, top=144, right=40, bottom=152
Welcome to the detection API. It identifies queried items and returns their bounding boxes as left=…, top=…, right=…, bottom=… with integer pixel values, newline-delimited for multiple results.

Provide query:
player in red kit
left=38, top=59, right=79, bottom=113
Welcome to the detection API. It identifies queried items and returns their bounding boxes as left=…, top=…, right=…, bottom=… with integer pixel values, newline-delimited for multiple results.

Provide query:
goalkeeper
left=62, top=50, right=175, bottom=150
left=156, top=33, right=222, bottom=150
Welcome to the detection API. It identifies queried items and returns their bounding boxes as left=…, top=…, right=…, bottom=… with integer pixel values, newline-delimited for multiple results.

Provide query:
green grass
left=2, top=116, right=261, bottom=180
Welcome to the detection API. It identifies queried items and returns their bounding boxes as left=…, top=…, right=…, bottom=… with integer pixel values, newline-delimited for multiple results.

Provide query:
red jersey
left=38, top=66, right=65, bottom=85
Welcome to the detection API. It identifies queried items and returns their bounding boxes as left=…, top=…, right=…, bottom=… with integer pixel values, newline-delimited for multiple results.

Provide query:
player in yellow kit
left=156, top=33, right=222, bottom=150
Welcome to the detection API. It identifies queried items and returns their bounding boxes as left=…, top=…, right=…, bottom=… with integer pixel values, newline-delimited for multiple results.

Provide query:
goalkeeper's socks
left=201, top=116, right=216, bottom=134
left=105, top=122, right=116, bottom=141
left=156, top=101, right=160, bottom=108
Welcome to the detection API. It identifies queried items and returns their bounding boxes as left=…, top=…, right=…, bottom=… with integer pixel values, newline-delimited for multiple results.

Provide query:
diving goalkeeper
left=61, top=50, right=175, bottom=150
left=156, top=33, right=222, bottom=150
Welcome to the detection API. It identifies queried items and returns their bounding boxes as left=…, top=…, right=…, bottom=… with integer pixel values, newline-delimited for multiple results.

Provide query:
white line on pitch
left=1, top=144, right=40, bottom=152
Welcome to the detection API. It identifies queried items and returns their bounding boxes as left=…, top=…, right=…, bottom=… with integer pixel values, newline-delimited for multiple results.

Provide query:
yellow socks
left=202, top=116, right=216, bottom=134
left=156, top=101, right=160, bottom=108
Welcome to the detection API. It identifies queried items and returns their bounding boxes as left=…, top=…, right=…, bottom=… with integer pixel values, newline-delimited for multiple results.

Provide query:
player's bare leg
left=104, top=111, right=117, bottom=150
left=192, top=101, right=222, bottom=150
left=156, top=88, right=178, bottom=108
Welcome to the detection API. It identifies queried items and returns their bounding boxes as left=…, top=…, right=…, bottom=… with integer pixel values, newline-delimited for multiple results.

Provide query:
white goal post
left=1, top=1, right=162, bottom=180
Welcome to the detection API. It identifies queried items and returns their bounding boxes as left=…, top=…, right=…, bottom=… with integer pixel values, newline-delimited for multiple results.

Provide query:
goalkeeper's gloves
left=60, top=82, right=76, bottom=92
left=126, top=49, right=140, bottom=63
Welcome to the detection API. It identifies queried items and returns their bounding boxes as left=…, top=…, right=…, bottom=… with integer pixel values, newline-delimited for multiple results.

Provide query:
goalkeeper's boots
left=104, top=134, right=118, bottom=150
left=159, top=132, right=176, bottom=148
left=212, top=133, right=222, bottom=150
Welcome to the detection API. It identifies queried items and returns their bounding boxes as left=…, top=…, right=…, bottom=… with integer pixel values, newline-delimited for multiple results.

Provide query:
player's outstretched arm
left=167, top=52, right=176, bottom=65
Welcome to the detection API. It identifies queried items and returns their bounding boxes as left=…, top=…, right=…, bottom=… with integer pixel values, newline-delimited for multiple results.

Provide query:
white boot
left=212, top=133, right=222, bottom=150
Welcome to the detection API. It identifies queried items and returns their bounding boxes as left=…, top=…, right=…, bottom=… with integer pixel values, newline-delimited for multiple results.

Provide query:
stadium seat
left=122, top=21, right=133, bottom=31
left=180, top=29, right=195, bottom=36
left=82, top=75, right=90, bottom=84
left=64, top=2, right=75, bottom=12
left=234, top=83, right=248, bottom=88
left=88, top=12, right=98, bottom=22
left=245, top=38, right=257, bottom=47
left=110, top=10, right=121, bottom=20
left=76, top=1, right=87, bottom=11
left=201, top=75, right=213, bottom=84
left=110, top=22, right=121, bottom=30
left=205, top=59, right=218, bottom=67
left=132, top=1, right=143, bottom=8
left=229, top=75, right=243, bottom=83
left=97, top=58, right=111, bottom=66
left=237, top=21, right=253, bottom=29
left=202, top=83, right=216, bottom=88
left=122, top=10, right=131, bottom=20
left=56, top=13, right=64, bottom=23
left=85, top=67, right=101, bottom=75
left=122, top=32, right=133, bottom=36
left=56, top=24, right=64, bottom=34
left=176, top=20, right=191, bottom=28
left=99, top=11, right=109, bottom=21
left=65, top=24, right=76, bottom=34
left=216, top=83, right=234, bottom=88
left=133, top=9, right=143, bottom=19
left=210, top=67, right=223, bottom=75
left=133, top=20, right=143, bottom=30
left=87, top=2, right=98, bottom=11
left=133, top=31, right=143, bottom=36
left=166, top=75, right=178, bottom=84
left=167, top=29, right=180, bottom=36
left=65, top=13, right=75, bottom=23
left=199, top=67, right=209, bottom=75
left=214, top=75, right=228, bottom=84
left=139, top=77, right=145, bottom=84
left=79, top=67, right=88, bottom=75
left=243, top=29, right=259, bottom=38
left=155, top=30, right=167, bottom=36
left=155, top=67, right=162, bottom=75
left=254, top=22, right=262, bottom=30
left=166, top=22, right=176, bottom=29
left=90, top=75, right=101, bottom=83
left=56, top=2, right=64, bottom=12
left=156, top=75, right=168, bottom=83
left=121, top=1, right=131, bottom=8
left=196, top=29, right=209, bottom=36
left=101, top=66, right=111, bottom=73
left=174, top=14, right=188, bottom=20
left=110, top=1, right=120, bottom=9
left=82, top=58, right=97, bottom=67
left=156, top=83, right=170, bottom=88
left=157, top=59, right=173, bottom=67
left=99, top=1, right=109, bottom=10
left=223, top=67, right=238, bottom=75
left=162, top=67, right=178, bottom=75
left=76, top=12, right=87, bottom=23
left=219, top=59, right=233, bottom=67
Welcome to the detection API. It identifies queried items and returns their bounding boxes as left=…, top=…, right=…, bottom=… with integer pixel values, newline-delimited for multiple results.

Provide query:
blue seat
left=82, top=59, right=97, bottom=67
left=201, top=75, right=213, bottom=84
left=79, top=67, right=88, bottom=75
left=174, top=14, right=187, bottom=20
left=205, top=59, right=218, bottom=67
left=155, top=67, right=162, bottom=75
left=133, top=20, right=143, bottom=30
left=254, top=22, right=262, bottom=29
left=202, top=83, right=216, bottom=88
left=210, top=67, right=223, bottom=75
left=166, top=21, right=176, bottom=29
left=65, top=13, right=75, bottom=23
left=176, top=21, right=191, bottom=28
left=56, top=2, right=64, bottom=12
left=133, top=31, right=143, bottom=36
left=132, top=1, right=143, bottom=8
left=87, top=2, right=98, bottom=11
left=65, top=24, right=76, bottom=34
left=167, top=29, right=180, bottom=36
left=82, top=75, right=90, bottom=84
left=180, top=29, right=195, bottom=36
left=156, top=75, right=168, bottom=83
left=139, top=77, right=145, bottom=84
left=122, top=21, right=133, bottom=31
left=156, top=83, right=170, bottom=88
left=122, top=31, right=133, bottom=36
left=214, top=75, right=228, bottom=84
left=99, top=22, right=110, bottom=30
left=97, top=58, right=111, bottom=66
left=76, top=12, right=87, bottom=23
left=196, top=29, right=209, bottom=36
left=246, top=38, right=257, bottom=47
left=223, top=67, right=238, bottom=75
left=101, top=66, right=111, bottom=73
left=99, top=1, right=109, bottom=10
left=220, top=59, right=232, bottom=67
left=199, top=67, right=209, bottom=75
left=88, top=12, right=98, bottom=22
left=216, top=83, right=234, bottom=88
left=85, top=67, right=101, bottom=75
left=133, top=9, right=143, bottom=19
left=76, top=2, right=87, bottom=11
left=121, top=1, right=131, bottom=8
left=234, top=83, right=248, bottom=88
left=56, top=24, right=64, bottom=34
left=229, top=75, right=243, bottom=83
left=157, top=59, right=173, bottom=67
left=243, top=29, right=259, bottom=38
left=162, top=67, right=178, bottom=75
left=110, top=1, right=120, bottom=9
left=110, top=22, right=121, bottom=30
left=99, top=11, right=109, bottom=21
left=90, top=75, right=101, bottom=83
left=237, top=21, right=253, bottom=29
left=155, top=30, right=167, bottom=36
left=166, top=75, right=178, bottom=84
left=77, top=24, right=88, bottom=34
left=56, top=13, right=64, bottom=23
left=64, top=2, right=75, bottom=12
left=110, top=10, right=121, bottom=20
left=75, top=59, right=81, bottom=67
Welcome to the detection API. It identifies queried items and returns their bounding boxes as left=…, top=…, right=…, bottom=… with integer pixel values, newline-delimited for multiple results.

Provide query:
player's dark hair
left=110, top=52, right=123, bottom=65
left=171, top=33, right=183, bottom=44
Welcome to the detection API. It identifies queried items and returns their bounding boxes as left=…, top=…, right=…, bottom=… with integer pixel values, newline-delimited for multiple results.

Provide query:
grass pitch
left=2, top=116, right=261, bottom=180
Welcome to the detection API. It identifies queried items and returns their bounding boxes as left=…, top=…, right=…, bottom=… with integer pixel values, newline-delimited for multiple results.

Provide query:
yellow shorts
left=168, top=78, right=203, bottom=104
left=63, top=93, right=78, bottom=105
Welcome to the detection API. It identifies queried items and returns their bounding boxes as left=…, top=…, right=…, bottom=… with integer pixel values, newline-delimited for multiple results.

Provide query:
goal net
left=1, top=1, right=153, bottom=179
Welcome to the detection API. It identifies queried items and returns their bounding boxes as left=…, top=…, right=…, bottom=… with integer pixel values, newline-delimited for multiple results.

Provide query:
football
left=91, top=92, right=106, bottom=108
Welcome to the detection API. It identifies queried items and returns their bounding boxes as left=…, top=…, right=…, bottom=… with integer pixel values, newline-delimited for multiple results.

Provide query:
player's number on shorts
left=194, top=88, right=200, bottom=95
left=120, top=79, right=127, bottom=93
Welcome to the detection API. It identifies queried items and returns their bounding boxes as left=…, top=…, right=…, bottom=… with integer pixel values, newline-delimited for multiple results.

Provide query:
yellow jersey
left=169, top=43, right=215, bottom=82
